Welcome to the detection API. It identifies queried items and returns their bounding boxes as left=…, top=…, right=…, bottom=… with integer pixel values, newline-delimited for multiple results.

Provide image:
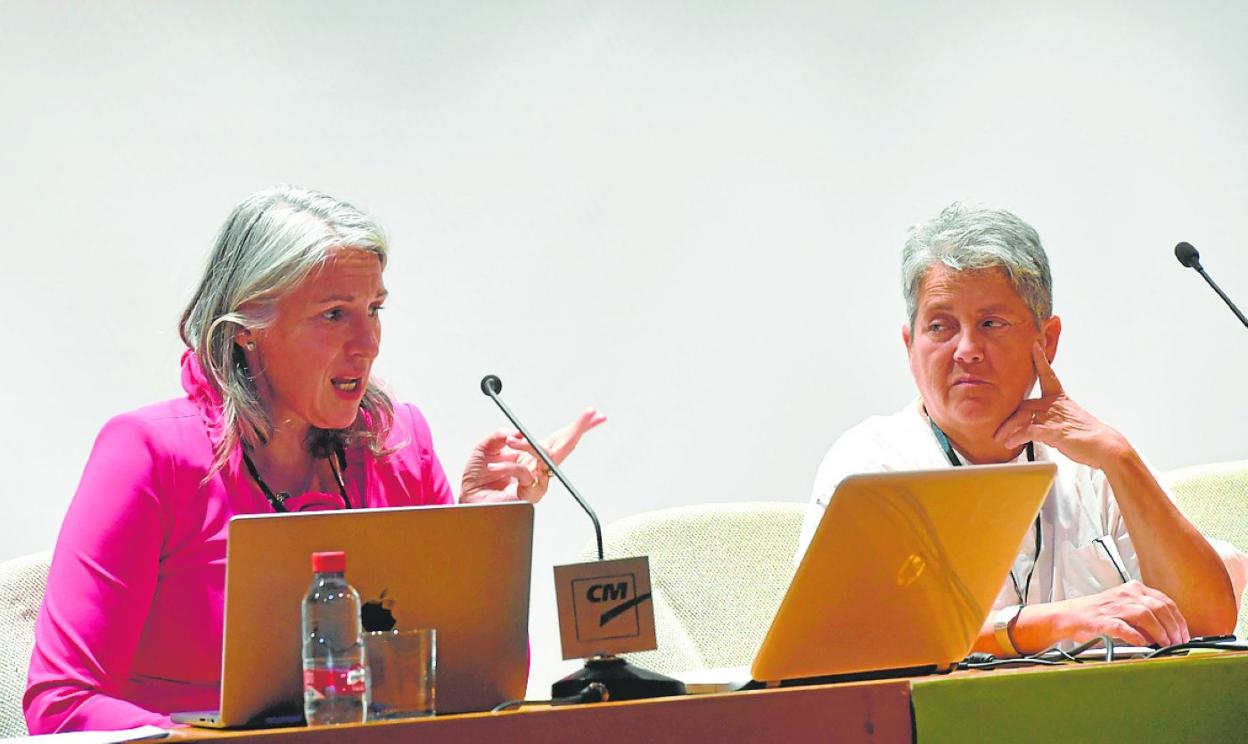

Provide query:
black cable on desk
left=491, top=682, right=610, bottom=712
left=959, top=635, right=1118, bottom=671
left=492, top=699, right=547, bottom=712
left=1145, top=640, right=1240, bottom=659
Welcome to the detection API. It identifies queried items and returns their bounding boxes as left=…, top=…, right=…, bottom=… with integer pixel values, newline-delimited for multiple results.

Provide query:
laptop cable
left=958, top=634, right=1119, bottom=670
left=491, top=682, right=610, bottom=712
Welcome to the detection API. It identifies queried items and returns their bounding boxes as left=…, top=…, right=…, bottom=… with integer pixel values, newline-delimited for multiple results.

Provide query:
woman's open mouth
left=331, top=377, right=362, bottom=393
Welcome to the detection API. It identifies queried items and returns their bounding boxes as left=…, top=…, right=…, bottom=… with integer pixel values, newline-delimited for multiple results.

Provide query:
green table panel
left=912, top=652, right=1248, bottom=744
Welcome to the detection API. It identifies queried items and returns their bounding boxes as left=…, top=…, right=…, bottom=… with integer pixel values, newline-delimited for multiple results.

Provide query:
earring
left=245, top=341, right=256, bottom=351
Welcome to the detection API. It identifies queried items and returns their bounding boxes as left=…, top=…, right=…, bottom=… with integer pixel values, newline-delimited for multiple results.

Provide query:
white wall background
left=3, top=1, right=1246, bottom=697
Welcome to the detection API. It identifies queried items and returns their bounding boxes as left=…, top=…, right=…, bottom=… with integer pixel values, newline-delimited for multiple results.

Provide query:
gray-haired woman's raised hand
left=459, top=408, right=607, bottom=504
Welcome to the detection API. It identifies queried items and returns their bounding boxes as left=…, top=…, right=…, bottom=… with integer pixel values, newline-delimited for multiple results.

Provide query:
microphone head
left=480, top=375, right=503, bottom=396
left=1175, top=241, right=1202, bottom=269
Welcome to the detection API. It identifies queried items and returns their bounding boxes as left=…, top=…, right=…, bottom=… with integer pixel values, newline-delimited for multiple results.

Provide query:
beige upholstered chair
left=0, top=550, right=50, bottom=738
left=1163, top=459, right=1248, bottom=639
left=581, top=502, right=805, bottom=675
left=587, top=464, right=1248, bottom=677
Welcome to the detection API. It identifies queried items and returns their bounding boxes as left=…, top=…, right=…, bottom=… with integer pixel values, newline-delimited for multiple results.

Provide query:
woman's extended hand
left=459, top=408, right=607, bottom=504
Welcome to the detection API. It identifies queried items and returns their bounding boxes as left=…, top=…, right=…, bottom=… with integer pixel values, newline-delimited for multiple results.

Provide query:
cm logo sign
left=553, top=556, right=657, bottom=659
left=587, top=581, right=629, bottom=603
left=571, top=573, right=652, bottom=642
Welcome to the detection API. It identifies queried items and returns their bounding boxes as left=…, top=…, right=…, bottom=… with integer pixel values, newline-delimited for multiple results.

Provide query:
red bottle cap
left=311, top=551, right=346, bottom=573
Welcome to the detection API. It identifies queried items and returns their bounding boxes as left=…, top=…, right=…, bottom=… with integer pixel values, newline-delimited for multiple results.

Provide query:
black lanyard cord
left=240, top=445, right=351, bottom=513
left=927, top=414, right=1041, bottom=606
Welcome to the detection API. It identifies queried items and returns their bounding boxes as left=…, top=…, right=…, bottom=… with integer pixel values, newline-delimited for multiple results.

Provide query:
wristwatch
left=992, top=604, right=1024, bottom=657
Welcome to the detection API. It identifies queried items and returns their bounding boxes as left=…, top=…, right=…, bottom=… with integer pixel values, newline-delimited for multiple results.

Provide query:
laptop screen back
left=752, top=462, right=1055, bottom=682
left=215, top=501, right=533, bottom=725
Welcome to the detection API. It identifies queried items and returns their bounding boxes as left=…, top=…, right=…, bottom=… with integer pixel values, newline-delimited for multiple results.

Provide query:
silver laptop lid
left=216, top=501, right=533, bottom=725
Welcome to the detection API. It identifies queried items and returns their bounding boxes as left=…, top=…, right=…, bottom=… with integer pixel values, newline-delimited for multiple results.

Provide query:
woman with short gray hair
left=901, top=201, right=1053, bottom=328
left=800, top=201, right=1240, bottom=662
left=25, top=185, right=605, bottom=733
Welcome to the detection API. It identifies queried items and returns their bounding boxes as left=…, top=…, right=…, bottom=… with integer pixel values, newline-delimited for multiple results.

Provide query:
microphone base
left=552, top=655, right=687, bottom=702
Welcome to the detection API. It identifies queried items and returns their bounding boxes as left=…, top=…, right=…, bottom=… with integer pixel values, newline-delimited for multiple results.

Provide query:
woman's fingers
left=1032, top=342, right=1064, bottom=397
left=1135, top=586, right=1190, bottom=645
left=516, top=468, right=551, bottom=504
left=1103, top=618, right=1150, bottom=647
left=1121, top=602, right=1171, bottom=647
left=466, top=408, right=604, bottom=504
left=554, top=409, right=609, bottom=460
left=475, top=427, right=516, bottom=455
left=483, top=460, right=536, bottom=484
left=506, top=408, right=608, bottom=465
left=1082, top=581, right=1190, bottom=647
left=994, top=400, right=1046, bottom=448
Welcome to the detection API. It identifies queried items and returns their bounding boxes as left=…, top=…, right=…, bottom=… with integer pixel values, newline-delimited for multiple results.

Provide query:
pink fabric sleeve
left=402, top=403, right=455, bottom=506
left=25, top=414, right=174, bottom=733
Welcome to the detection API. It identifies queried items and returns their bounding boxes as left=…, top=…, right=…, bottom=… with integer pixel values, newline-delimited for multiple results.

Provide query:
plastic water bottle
left=302, top=551, right=369, bottom=725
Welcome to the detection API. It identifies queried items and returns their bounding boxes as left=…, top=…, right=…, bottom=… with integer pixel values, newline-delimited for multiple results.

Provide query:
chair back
left=581, top=502, right=805, bottom=675
left=0, top=551, right=50, bottom=738
left=577, top=467, right=1248, bottom=674
left=1164, top=460, right=1248, bottom=638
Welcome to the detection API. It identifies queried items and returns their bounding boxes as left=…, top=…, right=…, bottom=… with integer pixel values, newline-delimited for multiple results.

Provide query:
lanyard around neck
left=241, top=444, right=351, bottom=513
left=927, top=416, right=1034, bottom=467
left=927, top=414, right=1040, bottom=606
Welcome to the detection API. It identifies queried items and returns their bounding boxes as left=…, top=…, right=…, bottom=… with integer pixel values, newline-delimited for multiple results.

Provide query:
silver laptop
left=751, top=462, right=1056, bottom=684
left=173, top=501, right=533, bottom=727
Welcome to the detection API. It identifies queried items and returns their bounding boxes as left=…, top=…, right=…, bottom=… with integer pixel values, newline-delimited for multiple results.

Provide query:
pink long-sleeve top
left=24, top=352, right=454, bottom=734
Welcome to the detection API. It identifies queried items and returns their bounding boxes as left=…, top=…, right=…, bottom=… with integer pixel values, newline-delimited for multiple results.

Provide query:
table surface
left=170, top=677, right=913, bottom=744
left=168, top=651, right=1248, bottom=744
left=912, top=649, right=1248, bottom=744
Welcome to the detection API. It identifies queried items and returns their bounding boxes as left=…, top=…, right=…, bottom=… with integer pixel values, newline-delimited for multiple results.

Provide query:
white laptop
left=173, top=501, right=533, bottom=727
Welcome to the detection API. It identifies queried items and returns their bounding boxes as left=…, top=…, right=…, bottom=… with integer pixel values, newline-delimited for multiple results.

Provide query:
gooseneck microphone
left=1174, top=241, right=1202, bottom=269
left=483, top=375, right=688, bottom=703
left=480, top=374, right=604, bottom=560
left=1174, top=242, right=1248, bottom=329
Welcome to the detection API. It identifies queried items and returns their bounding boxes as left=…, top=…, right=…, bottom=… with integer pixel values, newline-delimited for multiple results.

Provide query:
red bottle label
left=303, top=665, right=367, bottom=695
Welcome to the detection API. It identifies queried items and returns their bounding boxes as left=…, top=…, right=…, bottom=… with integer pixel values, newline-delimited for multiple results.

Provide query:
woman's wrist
left=1009, top=602, right=1065, bottom=656
left=992, top=604, right=1024, bottom=656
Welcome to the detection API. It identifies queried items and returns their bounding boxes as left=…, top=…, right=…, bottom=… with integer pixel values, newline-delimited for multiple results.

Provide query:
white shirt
left=798, top=400, right=1244, bottom=612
